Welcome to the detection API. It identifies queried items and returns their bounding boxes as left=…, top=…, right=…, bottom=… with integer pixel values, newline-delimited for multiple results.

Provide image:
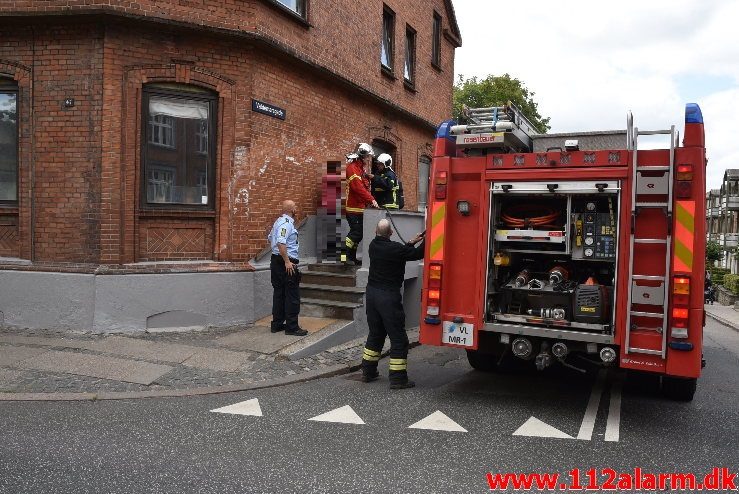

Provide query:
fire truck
left=419, top=102, right=706, bottom=401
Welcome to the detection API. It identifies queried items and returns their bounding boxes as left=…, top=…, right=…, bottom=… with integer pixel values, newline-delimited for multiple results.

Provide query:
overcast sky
left=453, top=0, right=738, bottom=191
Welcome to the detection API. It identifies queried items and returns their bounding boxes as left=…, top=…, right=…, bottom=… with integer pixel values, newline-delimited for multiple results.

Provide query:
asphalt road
left=1, top=318, right=737, bottom=494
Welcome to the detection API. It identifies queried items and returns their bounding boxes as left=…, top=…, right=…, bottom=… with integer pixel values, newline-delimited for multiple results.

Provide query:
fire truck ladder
left=624, top=113, right=677, bottom=358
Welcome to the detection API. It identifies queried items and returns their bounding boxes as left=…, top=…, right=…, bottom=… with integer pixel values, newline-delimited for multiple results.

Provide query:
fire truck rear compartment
left=484, top=183, right=620, bottom=367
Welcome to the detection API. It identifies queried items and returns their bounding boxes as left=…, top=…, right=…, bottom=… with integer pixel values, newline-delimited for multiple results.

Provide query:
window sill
left=0, top=205, right=19, bottom=214
left=262, top=0, right=311, bottom=28
left=431, top=61, right=443, bottom=73
left=403, top=80, right=417, bottom=93
left=381, top=65, right=397, bottom=81
left=138, top=208, right=216, bottom=218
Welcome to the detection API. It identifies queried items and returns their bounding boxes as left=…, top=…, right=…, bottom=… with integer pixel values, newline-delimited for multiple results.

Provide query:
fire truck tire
left=465, top=349, right=499, bottom=372
left=662, top=376, right=697, bottom=402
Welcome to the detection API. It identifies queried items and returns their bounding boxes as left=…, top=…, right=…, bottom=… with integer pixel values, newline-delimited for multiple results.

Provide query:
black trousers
left=270, top=254, right=300, bottom=332
left=344, top=213, right=363, bottom=258
left=362, top=285, right=409, bottom=382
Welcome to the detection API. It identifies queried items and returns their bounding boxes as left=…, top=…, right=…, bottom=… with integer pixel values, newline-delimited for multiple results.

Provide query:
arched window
left=0, top=78, right=18, bottom=204
left=141, top=83, right=217, bottom=208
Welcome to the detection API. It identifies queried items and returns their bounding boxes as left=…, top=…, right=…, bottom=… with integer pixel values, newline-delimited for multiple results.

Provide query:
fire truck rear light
left=676, top=164, right=693, bottom=180
left=429, top=264, right=442, bottom=280
left=424, top=316, right=441, bottom=325
left=673, top=276, right=690, bottom=295
left=426, top=306, right=440, bottom=316
left=675, top=180, right=691, bottom=198
left=428, top=289, right=441, bottom=301
left=669, top=341, right=694, bottom=351
left=435, top=171, right=448, bottom=185
left=672, top=308, right=689, bottom=319
left=435, top=184, right=447, bottom=200
left=671, top=327, right=689, bottom=339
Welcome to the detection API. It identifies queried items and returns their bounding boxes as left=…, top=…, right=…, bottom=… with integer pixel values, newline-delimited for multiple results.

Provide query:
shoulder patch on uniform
left=280, top=227, right=287, bottom=236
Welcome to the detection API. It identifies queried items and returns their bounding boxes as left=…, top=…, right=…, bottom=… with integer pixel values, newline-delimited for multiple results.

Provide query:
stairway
left=300, top=263, right=364, bottom=320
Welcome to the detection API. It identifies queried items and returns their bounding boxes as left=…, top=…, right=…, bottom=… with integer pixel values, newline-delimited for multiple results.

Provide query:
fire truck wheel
left=662, top=376, right=697, bottom=402
left=465, top=349, right=499, bottom=372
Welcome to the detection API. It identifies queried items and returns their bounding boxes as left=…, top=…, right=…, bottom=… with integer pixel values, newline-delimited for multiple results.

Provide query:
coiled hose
left=501, top=205, right=560, bottom=228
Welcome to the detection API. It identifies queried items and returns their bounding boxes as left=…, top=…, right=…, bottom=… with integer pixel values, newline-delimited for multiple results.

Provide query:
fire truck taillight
left=429, top=264, right=442, bottom=288
left=675, top=164, right=693, bottom=198
left=434, top=171, right=448, bottom=200
left=673, top=276, right=690, bottom=295
left=671, top=306, right=689, bottom=339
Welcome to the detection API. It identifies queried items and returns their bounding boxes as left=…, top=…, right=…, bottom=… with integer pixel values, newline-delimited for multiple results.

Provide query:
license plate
left=442, top=321, right=474, bottom=347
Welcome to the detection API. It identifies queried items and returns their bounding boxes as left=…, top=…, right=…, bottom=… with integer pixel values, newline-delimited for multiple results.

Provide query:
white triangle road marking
left=308, top=405, right=365, bottom=425
left=408, top=410, right=467, bottom=433
left=210, top=398, right=263, bottom=417
left=513, top=416, right=574, bottom=439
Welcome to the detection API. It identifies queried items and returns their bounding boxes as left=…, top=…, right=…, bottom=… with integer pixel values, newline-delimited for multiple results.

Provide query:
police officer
left=268, top=200, right=307, bottom=336
left=342, top=143, right=378, bottom=265
left=361, top=219, right=425, bottom=389
left=371, top=153, right=400, bottom=209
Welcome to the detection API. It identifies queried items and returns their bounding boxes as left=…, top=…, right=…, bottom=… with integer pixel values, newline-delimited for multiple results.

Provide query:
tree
left=706, top=241, right=723, bottom=265
left=453, top=74, right=551, bottom=133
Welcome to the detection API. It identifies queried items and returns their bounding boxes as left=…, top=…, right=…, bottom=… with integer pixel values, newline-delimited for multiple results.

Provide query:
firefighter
left=342, top=143, right=378, bottom=265
left=371, top=153, right=400, bottom=209
left=268, top=200, right=307, bottom=336
left=361, top=219, right=425, bottom=389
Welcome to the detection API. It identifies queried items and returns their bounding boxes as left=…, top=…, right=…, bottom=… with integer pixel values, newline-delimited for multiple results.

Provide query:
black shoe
left=361, top=372, right=379, bottom=383
left=285, top=328, right=308, bottom=336
left=270, top=325, right=286, bottom=333
left=389, top=380, right=415, bottom=390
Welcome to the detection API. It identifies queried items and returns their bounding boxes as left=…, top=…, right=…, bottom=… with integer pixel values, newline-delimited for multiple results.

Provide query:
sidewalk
left=0, top=321, right=419, bottom=401
left=704, top=303, right=739, bottom=332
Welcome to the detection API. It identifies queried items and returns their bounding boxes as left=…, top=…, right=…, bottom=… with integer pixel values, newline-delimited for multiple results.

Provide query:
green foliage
left=722, top=274, right=739, bottom=295
left=710, top=267, right=730, bottom=285
left=705, top=241, right=724, bottom=264
left=453, top=74, right=551, bottom=133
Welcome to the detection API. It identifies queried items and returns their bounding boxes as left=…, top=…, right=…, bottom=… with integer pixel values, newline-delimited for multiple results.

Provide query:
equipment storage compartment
left=486, top=181, right=620, bottom=334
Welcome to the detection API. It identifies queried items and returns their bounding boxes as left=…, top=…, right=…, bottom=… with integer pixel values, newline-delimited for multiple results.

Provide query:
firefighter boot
left=389, top=358, right=415, bottom=389
left=361, top=347, right=381, bottom=382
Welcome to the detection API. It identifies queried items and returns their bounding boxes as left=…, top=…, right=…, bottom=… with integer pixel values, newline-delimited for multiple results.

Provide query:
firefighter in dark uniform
left=268, top=200, right=307, bottom=336
left=361, top=219, right=425, bottom=389
left=371, top=153, right=400, bottom=209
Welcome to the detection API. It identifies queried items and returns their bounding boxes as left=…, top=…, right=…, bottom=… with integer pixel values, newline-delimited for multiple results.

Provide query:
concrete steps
left=301, top=270, right=357, bottom=287
left=301, top=284, right=365, bottom=304
left=301, top=298, right=361, bottom=320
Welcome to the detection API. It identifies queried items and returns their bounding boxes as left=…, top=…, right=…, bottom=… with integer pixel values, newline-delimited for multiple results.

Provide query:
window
left=142, top=85, right=217, bottom=207
left=0, top=81, right=18, bottom=204
left=418, top=156, right=430, bottom=211
left=275, top=0, right=306, bottom=17
left=149, top=114, right=175, bottom=148
left=381, top=6, right=395, bottom=72
left=432, top=12, right=442, bottom=68
left=404, top=25, right=417, bottom=86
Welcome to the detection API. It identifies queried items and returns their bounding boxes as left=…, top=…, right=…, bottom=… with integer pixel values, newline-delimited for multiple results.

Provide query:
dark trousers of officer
left=361, top=285, right=409, bottom=383
left=344, top=213, right=363, bottom=262
left=270, top=254, right=300, bottom=332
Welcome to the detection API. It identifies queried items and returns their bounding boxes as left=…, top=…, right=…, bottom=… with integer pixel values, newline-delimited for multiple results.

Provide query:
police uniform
left=361, top=235, right=425, bottom=388
left=268, top=213, right=301, bottom=333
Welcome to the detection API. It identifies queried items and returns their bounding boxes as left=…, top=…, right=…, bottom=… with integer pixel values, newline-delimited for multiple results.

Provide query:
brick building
left=0, top=0, right=461, bottom=267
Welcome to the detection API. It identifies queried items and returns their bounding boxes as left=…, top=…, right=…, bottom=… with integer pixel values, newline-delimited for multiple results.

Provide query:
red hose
left=501, top=205, right=561, bottom=228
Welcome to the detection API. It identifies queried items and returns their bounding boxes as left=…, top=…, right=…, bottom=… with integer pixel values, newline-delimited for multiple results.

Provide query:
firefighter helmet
left=376, top=153, right=392, bottom=168
left=357, top=143, right=374, bottom=157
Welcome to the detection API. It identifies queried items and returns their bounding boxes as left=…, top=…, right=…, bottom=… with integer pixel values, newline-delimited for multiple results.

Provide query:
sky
left=452, top=0, right=739, bottom=191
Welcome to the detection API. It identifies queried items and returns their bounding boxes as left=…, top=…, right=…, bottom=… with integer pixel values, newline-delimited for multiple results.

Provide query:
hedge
left=710, top=267, right=730, bottom=285
left=722, top=274, right=739, bottom=295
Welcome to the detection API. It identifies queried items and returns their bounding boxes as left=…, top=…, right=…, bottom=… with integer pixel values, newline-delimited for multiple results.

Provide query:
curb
left=705, top=311, right=739, bottom=333
left=0, top=363, right=352, bottom=402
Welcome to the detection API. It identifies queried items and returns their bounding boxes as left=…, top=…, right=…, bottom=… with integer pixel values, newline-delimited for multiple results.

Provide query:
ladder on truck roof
left=451, top=102, right=538, bottom=152
left=624, top=112, right=678, bottom=359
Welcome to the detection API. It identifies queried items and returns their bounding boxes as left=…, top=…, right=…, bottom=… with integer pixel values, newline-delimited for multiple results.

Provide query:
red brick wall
left=0, top=10, right=452, bottom=265
left=0, top=0, right=458, bottom=126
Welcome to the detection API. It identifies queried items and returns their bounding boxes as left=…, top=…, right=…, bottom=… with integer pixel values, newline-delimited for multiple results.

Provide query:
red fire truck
left=420, top=103, right=706, bottom=401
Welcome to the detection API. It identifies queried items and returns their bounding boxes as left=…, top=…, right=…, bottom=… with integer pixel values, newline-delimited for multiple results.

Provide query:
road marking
left=210, top=398, right=263, bottom=417
left=577, top=369, right=606, bottom=441
left=605, top=375, right=622, bottom=442
left=308, top=405, right=365, bottom=425
left=513, top=416, right=574, bottom=439
left=408, top=411, right=467, bottom=432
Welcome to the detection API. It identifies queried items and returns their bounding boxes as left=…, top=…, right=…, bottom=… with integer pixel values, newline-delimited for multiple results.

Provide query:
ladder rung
left=635, top=202, right=669, bottom=207
left=629, top=347, right=663, bottom=356
left=634, top=238, right=667, bottom=244
left=632, top=275, right=665, bottom=281
left=630, top=311, right=665, bottom=319
left=637, top=130, right=673, bottom=136
left=637, top=166, right=670, bottom=171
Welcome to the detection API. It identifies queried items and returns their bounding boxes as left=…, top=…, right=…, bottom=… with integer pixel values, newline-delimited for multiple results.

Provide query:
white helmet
left=357, top=143, right=374, bottom=157
left=376, top=153, right=392, bottom=168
